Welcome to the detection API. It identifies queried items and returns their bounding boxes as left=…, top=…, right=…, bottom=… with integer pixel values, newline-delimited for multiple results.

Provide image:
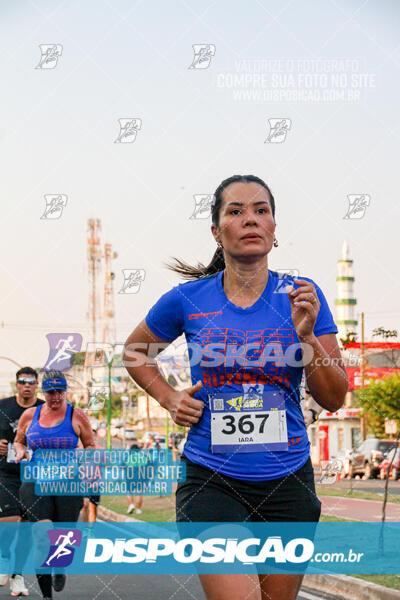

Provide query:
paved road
left=320, top=494, right=400, bottom=521
left=0, top=573, right=206, bottom=599
left=0, top=574, right=331, bottom=599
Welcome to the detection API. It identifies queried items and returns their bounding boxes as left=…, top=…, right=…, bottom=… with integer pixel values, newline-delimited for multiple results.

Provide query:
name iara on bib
left=208, top=384, right=288, bottom=454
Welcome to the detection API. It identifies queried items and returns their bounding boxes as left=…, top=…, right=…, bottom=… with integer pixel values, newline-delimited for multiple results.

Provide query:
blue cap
left=42, top=376, right=67, bottom=392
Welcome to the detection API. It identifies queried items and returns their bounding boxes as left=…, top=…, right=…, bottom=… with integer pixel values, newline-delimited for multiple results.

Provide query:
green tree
left=354, top=372, right=400, bottom=437
left=339, top=331, right=358, bottom=347
left=372, top=327, right=398, bottom=340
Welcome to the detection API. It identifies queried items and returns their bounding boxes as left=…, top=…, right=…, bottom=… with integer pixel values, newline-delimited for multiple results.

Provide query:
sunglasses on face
left=17, top=378, right=37, bottom=385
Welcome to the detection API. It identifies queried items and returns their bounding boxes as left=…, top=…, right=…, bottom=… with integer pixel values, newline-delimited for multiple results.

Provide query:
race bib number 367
left=208, top=388, right=288, bottom=454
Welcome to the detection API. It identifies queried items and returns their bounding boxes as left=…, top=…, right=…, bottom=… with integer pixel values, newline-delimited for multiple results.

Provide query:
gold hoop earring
left=273, top=237, right=278, bottom=248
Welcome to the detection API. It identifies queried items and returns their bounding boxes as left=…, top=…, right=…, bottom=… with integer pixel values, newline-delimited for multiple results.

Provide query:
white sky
left=0, top=0, right=399, bottom=393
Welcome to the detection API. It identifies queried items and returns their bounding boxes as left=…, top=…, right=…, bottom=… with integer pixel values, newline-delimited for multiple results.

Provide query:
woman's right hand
left=14, top=445, right=31, bottom=463
left=164, top=380, right=204, bottom=428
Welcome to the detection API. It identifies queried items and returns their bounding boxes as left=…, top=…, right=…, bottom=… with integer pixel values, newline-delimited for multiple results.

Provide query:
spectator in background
left=126, top=436, right=143, bottom=515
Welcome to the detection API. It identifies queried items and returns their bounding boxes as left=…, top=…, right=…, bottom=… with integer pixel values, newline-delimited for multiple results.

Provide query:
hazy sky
left=0, top=0, right=399, bottom=393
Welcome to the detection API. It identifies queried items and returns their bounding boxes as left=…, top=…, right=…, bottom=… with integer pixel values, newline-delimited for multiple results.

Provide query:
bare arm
left=301, top=333, right=348, bottom=412
left=72, top=408, right=96, bottom=449
left=123, top=319, right=204, bottom=427
left=287, top=280, right=348, bottom=413
left=14, top=408, right=35, bottom=461
left=123, top=319, right=177, bottom=406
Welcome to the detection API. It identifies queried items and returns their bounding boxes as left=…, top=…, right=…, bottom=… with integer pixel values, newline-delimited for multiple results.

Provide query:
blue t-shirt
left=145, top=269, right=338, bottom=481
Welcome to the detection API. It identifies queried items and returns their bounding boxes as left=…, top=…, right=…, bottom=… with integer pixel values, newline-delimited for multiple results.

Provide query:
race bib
left=7, top=442, right=32, bottom=463
left=208, top=387, right=288, bottom=454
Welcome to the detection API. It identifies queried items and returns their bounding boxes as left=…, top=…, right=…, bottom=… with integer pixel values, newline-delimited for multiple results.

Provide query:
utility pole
left=360, top=312, right=366, bottom=441
left=102, top=243, right=118, bottom=345
left=86, top=219, right=102, bottom=343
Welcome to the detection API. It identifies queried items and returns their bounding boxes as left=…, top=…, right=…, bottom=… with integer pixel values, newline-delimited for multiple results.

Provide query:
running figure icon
left=45, top=531, right=77, bottom=566
left=45, top=335, right=79, bottom=370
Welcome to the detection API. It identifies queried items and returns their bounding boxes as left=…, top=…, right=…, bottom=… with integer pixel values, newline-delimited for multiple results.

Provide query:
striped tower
left=335, top=240, right=358, bottom=344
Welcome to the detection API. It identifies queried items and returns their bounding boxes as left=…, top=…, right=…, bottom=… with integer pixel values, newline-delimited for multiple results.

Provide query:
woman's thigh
left=247, top=458, right=321, bottom=522
left=176, top=460, right=250, bottom=522
left=19, top=482, right=54, bottom=522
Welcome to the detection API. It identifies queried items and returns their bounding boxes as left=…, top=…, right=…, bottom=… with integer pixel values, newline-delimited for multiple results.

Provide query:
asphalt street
left=0, top=574, right=332, bottom=600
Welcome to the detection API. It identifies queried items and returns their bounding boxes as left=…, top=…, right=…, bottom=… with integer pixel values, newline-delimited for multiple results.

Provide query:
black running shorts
left=176, top=455, right=321, bottom=523
left=19, top=482, right=83, bottom=522
left=0, top=473, right=28, bottom=519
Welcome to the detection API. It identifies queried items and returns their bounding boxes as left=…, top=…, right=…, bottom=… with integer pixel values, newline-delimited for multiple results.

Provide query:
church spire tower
left=335, top=240, right=358, bottom=343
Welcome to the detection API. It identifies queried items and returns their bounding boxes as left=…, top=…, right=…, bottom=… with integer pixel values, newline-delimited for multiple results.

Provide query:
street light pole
left=360, top=312, right=366, bottom=441
left=106, top=359, right=112, bottom=450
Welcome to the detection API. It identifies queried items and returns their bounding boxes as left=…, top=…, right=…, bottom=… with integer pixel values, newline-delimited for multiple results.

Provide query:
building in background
left=335, top=240, right=358, bottom=344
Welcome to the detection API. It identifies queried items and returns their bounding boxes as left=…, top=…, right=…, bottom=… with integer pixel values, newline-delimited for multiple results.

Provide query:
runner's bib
left=208, top=389, right=288, bottom=454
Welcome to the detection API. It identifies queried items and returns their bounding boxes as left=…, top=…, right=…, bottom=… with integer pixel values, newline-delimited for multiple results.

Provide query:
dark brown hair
left=165, top=174, right=276, bottom=280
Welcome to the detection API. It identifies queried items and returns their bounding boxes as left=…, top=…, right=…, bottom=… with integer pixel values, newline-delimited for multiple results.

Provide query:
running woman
left=14, top=370, right=95, bottom=600
left=0, top=366, right=43, bottom=597
left=123, top=175, right=348, bottom=600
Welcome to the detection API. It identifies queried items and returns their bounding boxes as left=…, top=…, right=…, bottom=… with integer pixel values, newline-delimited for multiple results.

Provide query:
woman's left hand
left=286, top=278, right=320, bottom=339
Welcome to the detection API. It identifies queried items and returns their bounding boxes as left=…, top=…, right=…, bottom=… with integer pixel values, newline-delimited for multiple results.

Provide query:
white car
left=124, top=428, right=137, bottom=440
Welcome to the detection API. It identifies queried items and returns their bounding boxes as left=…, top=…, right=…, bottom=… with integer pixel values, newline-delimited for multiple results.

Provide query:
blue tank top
left=145, top=269, right=338, bottom=481
left=26, top=403, right=78, bottom=451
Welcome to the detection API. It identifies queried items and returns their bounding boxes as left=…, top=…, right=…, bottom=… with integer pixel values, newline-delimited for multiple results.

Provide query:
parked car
left=378, top=447, right=400, bottom=480
left=348, top=438, right=395, bottom=479
left=124, top=428, right=137, bottom=441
